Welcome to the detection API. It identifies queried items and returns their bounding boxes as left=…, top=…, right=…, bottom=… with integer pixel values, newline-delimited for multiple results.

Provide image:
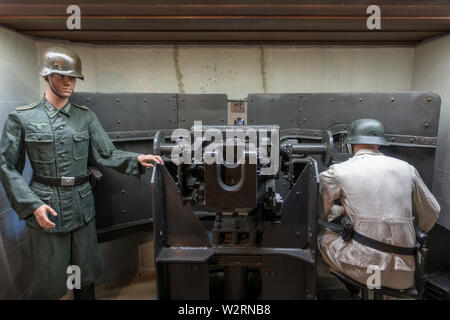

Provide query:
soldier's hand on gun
left=137, top=154, right=164, bottom=168
left=33, top=204, right=58, bottom=229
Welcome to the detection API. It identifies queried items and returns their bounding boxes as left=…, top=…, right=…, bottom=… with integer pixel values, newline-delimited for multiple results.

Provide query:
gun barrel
left=283, top=143, right=328, bottom=155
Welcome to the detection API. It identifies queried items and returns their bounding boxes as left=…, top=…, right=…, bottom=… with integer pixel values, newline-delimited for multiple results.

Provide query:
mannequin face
left=47, top=74, right=77, bottom=98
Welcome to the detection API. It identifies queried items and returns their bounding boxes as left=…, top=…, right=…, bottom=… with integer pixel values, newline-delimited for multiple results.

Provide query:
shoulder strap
left=16, top=102, right=37, bottom=111
left=73, top=103, right=89, bottom=111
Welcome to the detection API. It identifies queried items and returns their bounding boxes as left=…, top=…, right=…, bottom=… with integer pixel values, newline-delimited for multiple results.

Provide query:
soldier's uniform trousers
left=28, top=219, right=101, bottom=299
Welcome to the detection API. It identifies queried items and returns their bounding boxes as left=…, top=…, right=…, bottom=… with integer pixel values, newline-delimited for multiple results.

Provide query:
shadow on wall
left=0, top=160, right=33, bottom=299
left=96, top=234, right=142, bottom=286
left=427, top=224, right=450, bottom=273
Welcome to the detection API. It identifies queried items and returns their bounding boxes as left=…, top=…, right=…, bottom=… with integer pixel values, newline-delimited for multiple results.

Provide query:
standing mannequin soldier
left=319, top=118, right=440, bottom=290
left=0, top=47, right=163, bottom=299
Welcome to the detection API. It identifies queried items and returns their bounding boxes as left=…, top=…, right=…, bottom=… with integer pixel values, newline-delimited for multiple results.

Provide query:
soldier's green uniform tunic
left=0, top=96, right=143, bottom=299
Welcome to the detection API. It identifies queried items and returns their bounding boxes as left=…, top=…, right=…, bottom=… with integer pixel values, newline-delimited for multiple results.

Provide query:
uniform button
left=61, top=153, right=66, bottom=158
left=58, top=113, right=62, bottom=117
left=59, top=125, right=64, bottom=130
left=37, top=136, right=42, bottom=141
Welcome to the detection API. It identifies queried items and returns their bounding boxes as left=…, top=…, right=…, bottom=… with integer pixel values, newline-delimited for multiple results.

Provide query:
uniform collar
left=42, top=96, right=71, bottom=118
left=354, top=148, right=383, bottom=156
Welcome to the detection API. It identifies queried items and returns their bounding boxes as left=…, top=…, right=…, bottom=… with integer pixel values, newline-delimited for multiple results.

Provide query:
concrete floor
left=60, top=263, right=345, bottom=300
left=59, top=260, right=380, bottom=300
left=62, top=271, right=157, bottom=300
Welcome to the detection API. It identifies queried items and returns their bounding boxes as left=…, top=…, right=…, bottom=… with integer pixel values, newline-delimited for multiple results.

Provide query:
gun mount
left=150, top=122, right=323, bottom=299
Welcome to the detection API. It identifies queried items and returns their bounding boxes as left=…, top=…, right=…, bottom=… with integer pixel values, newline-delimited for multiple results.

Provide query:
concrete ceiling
left=1, top=0, right=450, bottom=45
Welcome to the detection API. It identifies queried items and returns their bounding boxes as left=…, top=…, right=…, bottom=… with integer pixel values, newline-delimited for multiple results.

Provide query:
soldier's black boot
left=73, top=282, right=96, bottom=300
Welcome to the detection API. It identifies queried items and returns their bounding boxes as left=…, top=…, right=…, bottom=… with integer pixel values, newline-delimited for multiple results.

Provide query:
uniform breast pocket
left=25, top=132, right=55, bottom=163
left=73, top=130, right=90, bottom=160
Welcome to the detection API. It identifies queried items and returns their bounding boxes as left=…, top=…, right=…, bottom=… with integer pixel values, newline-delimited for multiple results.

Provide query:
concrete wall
left=0, top=27, right=40, bottom=299
left=35, top=42, right=415, bottom=99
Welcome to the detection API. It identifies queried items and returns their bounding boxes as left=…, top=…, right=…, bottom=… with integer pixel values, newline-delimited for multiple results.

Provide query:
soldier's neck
left=353, top=144, right=380, bottom=154
left=44, top=89, right=69, bottom=110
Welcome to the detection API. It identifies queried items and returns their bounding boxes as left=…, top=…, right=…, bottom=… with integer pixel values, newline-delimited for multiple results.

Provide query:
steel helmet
left=344, top=118, right=389, bottom=146
left=39, top=47, right=84, bottom=80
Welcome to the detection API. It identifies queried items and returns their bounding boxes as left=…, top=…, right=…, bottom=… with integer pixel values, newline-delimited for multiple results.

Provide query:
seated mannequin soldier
left=318, top=118, right=440, bottom=290
left=0, top=47, right=163, bottom=300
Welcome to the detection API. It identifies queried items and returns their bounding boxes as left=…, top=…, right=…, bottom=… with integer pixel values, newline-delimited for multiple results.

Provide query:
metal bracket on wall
left=384, top=134, right=437, bottom=148
left=107, top=129, right=174, bottom=142
left=280, top=127, right=437, bottom=149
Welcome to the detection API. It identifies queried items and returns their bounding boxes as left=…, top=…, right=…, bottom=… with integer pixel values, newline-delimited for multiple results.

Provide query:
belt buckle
left=61, top=176, right=75, bottom=187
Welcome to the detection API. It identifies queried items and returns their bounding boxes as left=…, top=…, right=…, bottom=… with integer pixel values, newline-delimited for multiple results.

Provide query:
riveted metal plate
left=71, top=92, right=178, bottom=131
left=177, top=94, right=228, bottom=129
left=248, top=92, right=440, bottom=136
left=247, top=94, right=299, bottom=129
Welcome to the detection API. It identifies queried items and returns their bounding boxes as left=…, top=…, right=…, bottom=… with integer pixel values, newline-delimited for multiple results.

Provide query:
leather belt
left=318, top=219, right=417, bottom=256
left=352, top=231, right=417, bottom=256
left=33, top=173, right=91, bottom=187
